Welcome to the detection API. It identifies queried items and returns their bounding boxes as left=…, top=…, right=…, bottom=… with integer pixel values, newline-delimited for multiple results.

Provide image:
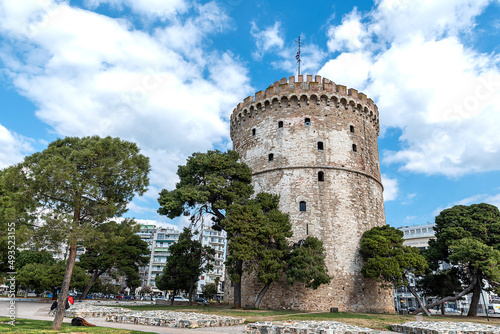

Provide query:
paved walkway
left=0, top=301, right=399, bottom=334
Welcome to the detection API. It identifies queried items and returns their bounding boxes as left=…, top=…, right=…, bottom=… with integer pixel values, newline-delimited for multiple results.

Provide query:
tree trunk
left=233, top=260, right=242, bottom=308
left=188, top=278, right=195, bottom=306
left=441, top=303, right=445, bottom=315
left=51, top=236, right=77, bottom=330
left=24, top=285, right=29, bottom=298
left=51, top=287, right=58, bottom=300
left=81, top=270, right=103, bottom=300
left=407, top=284, right=431, bottom=317
left=467, top=278, right=481, bottom=316
left=253, top=282, right=271, bottom=309
left=412, top=275, right=477, bottom=315
left=170, top=289, right=176, bottom=305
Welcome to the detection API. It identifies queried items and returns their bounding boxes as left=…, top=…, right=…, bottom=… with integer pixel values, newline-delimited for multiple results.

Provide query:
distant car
left=174, top=296, right=189, bottom=302
left=195, top=297, right=207, bottom=303
left=408, top=307, right=416, bottom=312
left=115, top=295, right=124, bottom=300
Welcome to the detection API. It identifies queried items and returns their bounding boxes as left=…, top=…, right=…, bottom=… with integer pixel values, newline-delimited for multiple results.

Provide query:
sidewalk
left=0, top=301, right=246, bottom=333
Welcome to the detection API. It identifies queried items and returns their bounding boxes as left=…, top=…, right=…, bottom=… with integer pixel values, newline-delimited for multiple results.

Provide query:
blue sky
left=1, top=0, right=500, bottom=230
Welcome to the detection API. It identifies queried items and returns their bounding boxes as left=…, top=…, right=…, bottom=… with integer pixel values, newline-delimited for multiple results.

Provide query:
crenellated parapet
left=230, top=74, right=380, bottom=134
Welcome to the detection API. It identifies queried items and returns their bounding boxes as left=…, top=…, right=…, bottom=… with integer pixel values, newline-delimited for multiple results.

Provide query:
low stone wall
left=391, top=321, right=500, bottom=334
left=246, top=321, right=379, bottom=334
left=65, top=305, right=131, bottom=318
left=106, top=311, right=245, bottom=328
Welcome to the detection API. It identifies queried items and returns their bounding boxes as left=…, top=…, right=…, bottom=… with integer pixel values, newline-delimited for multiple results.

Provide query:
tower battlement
left=230, top=75, right=379, bottom=134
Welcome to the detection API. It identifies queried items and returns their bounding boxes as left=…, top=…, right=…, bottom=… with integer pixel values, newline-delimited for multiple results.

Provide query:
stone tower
left=226, top=74, right=393, bottom=312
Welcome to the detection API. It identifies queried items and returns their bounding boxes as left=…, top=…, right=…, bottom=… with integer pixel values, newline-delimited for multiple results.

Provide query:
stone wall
left=226, top=75, right=393, bottom=312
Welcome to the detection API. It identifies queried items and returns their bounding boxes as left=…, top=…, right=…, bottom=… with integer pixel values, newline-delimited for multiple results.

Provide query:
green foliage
left=79, top=219, right=149, bottom=297
left=155, top=228, right=215, bottom=295
left=285, top=237, right=331, bottom=289
left=17, top=261, right=89, bottom=295
left=157, top=150, right=253, bottom=226
left=202, top=283, right=217, bottom=298
left=11, top=136, right=151, bottom=247
left=428, top=203, right=500, bottom=267
left=417, top=267, right=464, bottom=300
left=6, top=136, right=150, bottom=329
left=449, top=237, right=500, bottom=281
left=16, top=249, right=55, bottom=270
left=225, top=193, right=292, bottom=283
left=426, top=203, right=500, bottom=315
left=0, top=170, right=35, bottom=271
left=360, top=225, right=428, bottom=288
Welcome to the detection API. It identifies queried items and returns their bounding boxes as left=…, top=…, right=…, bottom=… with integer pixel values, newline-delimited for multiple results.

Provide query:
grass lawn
left=0, top=317, right=157, bottom=334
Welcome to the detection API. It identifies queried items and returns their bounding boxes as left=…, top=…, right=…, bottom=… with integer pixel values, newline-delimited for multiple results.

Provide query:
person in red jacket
left=68, top=296, right=74, bottom=306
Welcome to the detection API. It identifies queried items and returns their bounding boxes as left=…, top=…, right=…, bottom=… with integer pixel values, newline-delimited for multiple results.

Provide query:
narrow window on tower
left=306, top=224, right=309, bottom=235
left=317, top=141, right=324, bottom=150
left=252, top=128, right=256, bottom=136
left=305, top=118, right=311, bottom=125
left=299, top=201, right=306, bottom=212
left=278, top=121, right=283, bottom=128
left=352, top=144, right=357, bottom=152
left=268, top=153, right=274, bottom=161
left=350, top=125, right=355, bottom=133
left=318, top=171, right=324, bottom=182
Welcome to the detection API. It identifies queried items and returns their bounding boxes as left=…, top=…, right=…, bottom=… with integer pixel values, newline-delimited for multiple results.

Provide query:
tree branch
left=411, top=275, right=477, bottom=315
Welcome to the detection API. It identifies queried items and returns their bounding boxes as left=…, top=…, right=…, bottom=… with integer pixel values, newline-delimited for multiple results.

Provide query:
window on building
left=278, top=121, right=283, bottom=128
left=305, top=118, right=311, bottom=125
left=350, top=125, right=355, bottom=133
left=268, top=153, right=274, bottom=161
left=299, top=201, right=306, bottom=212
left=252, top=128, right=256, bottom=136
left=318, top=141, right=324, bottom=150
left=352, top=144, right=357, bottom=152
left=306, top=224, right=309, bottom=235
left=318, top=171, right=324, bottom=182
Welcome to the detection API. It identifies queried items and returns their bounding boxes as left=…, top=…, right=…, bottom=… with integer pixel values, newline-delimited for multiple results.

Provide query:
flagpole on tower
left=295, top=35, right=301, bottom=76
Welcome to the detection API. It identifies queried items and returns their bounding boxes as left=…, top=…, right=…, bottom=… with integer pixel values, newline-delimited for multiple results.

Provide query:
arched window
left=252, top=128, right=256, bottom=136
left=278, top=121, right=283, bottom=128
left=318, top=171, right=324, bottom=182
left=350, top=125, right=355, bottom=133
left=299, top=201, right=306, bottom=212
left=268, top=153, right=274, bottom=161
left=304, top=118, right=311, bottom=125
left=317, top=142, right=324, bottom=150
left=352, top=144, right=357, bottom=152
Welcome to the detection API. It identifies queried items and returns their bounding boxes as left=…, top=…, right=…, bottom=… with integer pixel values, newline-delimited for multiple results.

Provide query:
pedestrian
left=68, top=295, right=74, bottom=305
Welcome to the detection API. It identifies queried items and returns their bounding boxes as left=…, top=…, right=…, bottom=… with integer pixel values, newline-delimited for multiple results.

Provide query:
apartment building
left=137, top=224, right=180, bottom=287
left=197, top=227, right=226, bottom=299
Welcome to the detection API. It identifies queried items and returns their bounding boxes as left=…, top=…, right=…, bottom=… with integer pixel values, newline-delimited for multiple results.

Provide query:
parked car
left=195, top=297, right=207, bottom=303
left=408, top=307, right=416, bottom=312
left=115, top=295, right=124, bottom=300
left=174, top=296, right=189, bottom=302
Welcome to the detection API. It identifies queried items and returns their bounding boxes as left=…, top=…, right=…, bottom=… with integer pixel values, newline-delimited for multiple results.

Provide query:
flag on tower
left=295, top=51, right=300, bottom=60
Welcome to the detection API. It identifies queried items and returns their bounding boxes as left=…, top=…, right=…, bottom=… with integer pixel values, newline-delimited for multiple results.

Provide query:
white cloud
left=83, top=0, right=188, bottom=19
left=381, top=174, right=399, bottom=201
left=327, top=9, right=369, bottom=53
left=250, top=21, right=284, bottom=59
left=320, top=0, right=500, bottom=177
left=0, top=0, right=252, bottom=190
left=0, top=124, right=34, bottom=169
left=485, top=193, right=500, bottom=209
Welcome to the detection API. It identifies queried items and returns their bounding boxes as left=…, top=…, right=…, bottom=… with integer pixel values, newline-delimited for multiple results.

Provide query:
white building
left=137, top=224, right=180, bottom=288
left=197, top=227, right=226, bottom=299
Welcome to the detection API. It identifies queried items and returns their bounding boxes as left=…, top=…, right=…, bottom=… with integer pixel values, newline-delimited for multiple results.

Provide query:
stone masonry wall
left=226, top=75, right=393, bottom=312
